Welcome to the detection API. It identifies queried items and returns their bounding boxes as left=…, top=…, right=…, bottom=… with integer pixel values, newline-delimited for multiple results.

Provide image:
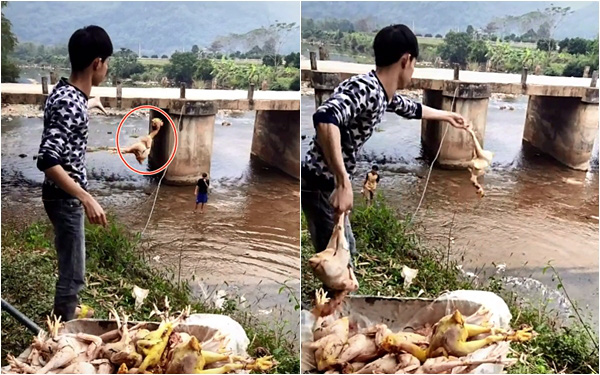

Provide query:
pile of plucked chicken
left=306, top=215, right=535, bottom=374
left=3, top=302, right=276, bottom=374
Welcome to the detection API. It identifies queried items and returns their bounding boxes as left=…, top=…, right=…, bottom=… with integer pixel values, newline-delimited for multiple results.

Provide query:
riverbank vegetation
left=301, top=196, right=598, bottom=374
left=1, top=218, right=299, bottom=373
left=301, top=8, right=599, bottom=78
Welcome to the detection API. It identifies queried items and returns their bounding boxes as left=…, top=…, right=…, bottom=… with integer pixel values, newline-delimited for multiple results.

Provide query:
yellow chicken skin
left=136, top=321, right=174, bottom=372
left=309, top=317, right=350, bottom=371
left=387, top=310, right=533, bottom=362
left=165, top=336, right=206, bottom=374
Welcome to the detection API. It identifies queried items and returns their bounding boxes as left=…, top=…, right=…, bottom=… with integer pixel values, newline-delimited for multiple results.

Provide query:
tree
left=284, top=52, right=300, bottom=68
left=191, top=45, right=199, bottom=54
left=209, top=40, right=223, bottom=54
left=195, top=58, right=214, bottom=80
left=438, top=31, right=473, bottom=66
left=151, top=54, right=158, bottom=58
left=164, top=52, right=198, bottom=85
left=1, top=1, right=19, bottom=82
left=466, top=25, right=475, bottom=36
left=161, top=54, right=168, bottom=59
left=262, top=21, right=299, bottom=71
left=424, top=33, right=432, bottom=38
left=435, top=34, right=443, bottom=38
left=262, top=54, right=282, bottom=66
left=537, top=38, right=556, bottom=51
left=469, top=40, right=489, bottom=63
left=111, top=48, right=145, bottom=78
left=559, top=37, right=591, bottom=55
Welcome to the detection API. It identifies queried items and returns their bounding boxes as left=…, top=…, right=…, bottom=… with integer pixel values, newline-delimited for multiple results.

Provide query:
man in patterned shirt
left=302, top=24, right=467, bottom=260
left=37, top=26, right=112, bottom=321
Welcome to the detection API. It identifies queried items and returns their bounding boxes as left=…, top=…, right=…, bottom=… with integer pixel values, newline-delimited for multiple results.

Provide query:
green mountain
left=301, top=1, right=598, bottom=39
left=3, top=1, right=300, bottom=56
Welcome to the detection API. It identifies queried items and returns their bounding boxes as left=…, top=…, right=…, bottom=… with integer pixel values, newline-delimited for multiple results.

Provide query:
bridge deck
left=0, top=84, right=300, bottom=111
left=301, top=60, right=598, bottom=99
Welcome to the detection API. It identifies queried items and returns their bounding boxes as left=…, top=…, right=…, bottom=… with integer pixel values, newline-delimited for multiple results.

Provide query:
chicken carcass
left=465, top=127, right=493, bottom=196
left=308, top=214, right=359, bottom=292
left=309, top=317, right=350, bottom=371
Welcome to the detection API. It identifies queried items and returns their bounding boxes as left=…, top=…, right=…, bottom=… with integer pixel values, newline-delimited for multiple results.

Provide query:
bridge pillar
left=311, top=72, right=342, bottom=108
left=523, top=90, right=599, bottom=171
left=421, top=82, right=491, bottom=168
left=149, top=101, right=217, bottom=185
left=251, top=110, right=300, bottom=179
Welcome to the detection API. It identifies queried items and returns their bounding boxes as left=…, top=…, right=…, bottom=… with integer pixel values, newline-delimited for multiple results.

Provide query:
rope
left=140, top=103, right=185, bottom=238
left=410, top=87, right=460, bottom=223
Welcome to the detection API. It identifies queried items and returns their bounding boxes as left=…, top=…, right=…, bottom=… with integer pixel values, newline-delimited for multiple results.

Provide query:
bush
left=151, top=54, right=158, bottom=58
left=195, top=58, right=214, bottom=81
left=161, top=54, right=168, bottom=59
left=435, top=34, right=443, bottom=38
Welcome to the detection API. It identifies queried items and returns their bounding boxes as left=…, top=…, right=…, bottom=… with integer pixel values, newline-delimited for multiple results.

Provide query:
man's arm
left=44, top=166, right=107, bottom=226
left=313, top=83, right=370, bottom=216
left=315, top=123, right=353, bottom=215
left=388, top=93, right=467, bottom=129
left=194, top=185, right=199, bottom=196
left=422, top=105, right=467, bottom=129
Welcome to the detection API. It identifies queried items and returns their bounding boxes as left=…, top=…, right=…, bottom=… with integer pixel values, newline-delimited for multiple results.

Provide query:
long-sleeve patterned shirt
left=37, top=78, right=89, bottom=199
left=302, top=70, right=422, bottom=191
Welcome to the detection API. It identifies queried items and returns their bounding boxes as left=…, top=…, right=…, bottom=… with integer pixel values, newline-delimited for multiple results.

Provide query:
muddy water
left=301, top=95, right=599, bottom=325
left=1, top=109, right=300, bottom=329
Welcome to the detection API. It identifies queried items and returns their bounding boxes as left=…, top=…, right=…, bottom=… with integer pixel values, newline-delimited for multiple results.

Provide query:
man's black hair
left=372, top=165, right=379, bottom=171
left=68, top=25, right=113, bottom=72
left=202, top=173, right=208, bottom=178
left=373, top=24, right=419, bottom=67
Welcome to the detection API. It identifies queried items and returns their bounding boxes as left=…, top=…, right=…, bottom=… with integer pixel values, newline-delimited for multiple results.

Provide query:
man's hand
left=330, top=177, right=353, bottom=219
left=442, top=111, right=468, bottom=129
left=422, top=106, right=468, bottom=130
left=81, top=195, right=107, bottom=226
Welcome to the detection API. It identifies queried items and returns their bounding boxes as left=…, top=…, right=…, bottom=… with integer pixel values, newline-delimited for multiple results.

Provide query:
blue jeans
left=43, top=199, right=85, bottom=321
left=301, top=178, right=357, bottom=265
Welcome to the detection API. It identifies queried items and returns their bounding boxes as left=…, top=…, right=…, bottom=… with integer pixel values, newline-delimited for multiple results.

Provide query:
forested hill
left=3, top=1, right=300, bottom=55
left=301, top=1, right=598, bottom=39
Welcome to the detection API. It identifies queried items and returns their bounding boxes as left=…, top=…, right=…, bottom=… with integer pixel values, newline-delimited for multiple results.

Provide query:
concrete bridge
left=301, top=59, right=599, bottom=171
left=1, top=83, right=300, bottom=183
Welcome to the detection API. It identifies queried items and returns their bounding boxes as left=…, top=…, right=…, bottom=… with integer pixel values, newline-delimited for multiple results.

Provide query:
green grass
left=301, top=194, right=598, bottom=374
left=1, top=218, right=299, bottom=373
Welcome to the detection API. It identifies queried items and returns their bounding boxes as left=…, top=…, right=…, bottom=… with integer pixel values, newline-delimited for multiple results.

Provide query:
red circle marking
left=115, top=105, right=178, bottom=175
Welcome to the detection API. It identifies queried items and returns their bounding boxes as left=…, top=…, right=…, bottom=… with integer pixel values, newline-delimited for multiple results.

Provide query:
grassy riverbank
left=1, top=218, right=299, bottom=373
left=301, top=196, right=598, bottom=374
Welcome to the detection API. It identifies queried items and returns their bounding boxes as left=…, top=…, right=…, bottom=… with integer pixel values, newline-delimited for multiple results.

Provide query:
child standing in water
left=194, top=173, right=210, bottom=213
left=362, top=165, right=381, bottom=205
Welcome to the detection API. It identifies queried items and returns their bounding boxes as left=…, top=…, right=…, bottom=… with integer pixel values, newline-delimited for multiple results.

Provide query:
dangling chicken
left=110, top=118, right=164, bottom=164
left=308, top=213, right=359, bottom=292
left=465, top=127, right=493, bottom=196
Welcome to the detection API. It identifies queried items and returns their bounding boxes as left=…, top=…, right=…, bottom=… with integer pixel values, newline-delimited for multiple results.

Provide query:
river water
left=1, top=108, right=300, bottom=331
left=301, top=94, right=599, bottom=326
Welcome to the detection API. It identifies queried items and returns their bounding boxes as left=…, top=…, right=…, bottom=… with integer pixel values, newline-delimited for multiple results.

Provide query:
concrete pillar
left=149, top=101, right=217, bottom=185
left=251, top=110, right=300, bottom=179
left=523, top=90, right=599, bottom=171
left=311, top=71, right=342, bottom=108
left=421, top=82, right=491, bottom=168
